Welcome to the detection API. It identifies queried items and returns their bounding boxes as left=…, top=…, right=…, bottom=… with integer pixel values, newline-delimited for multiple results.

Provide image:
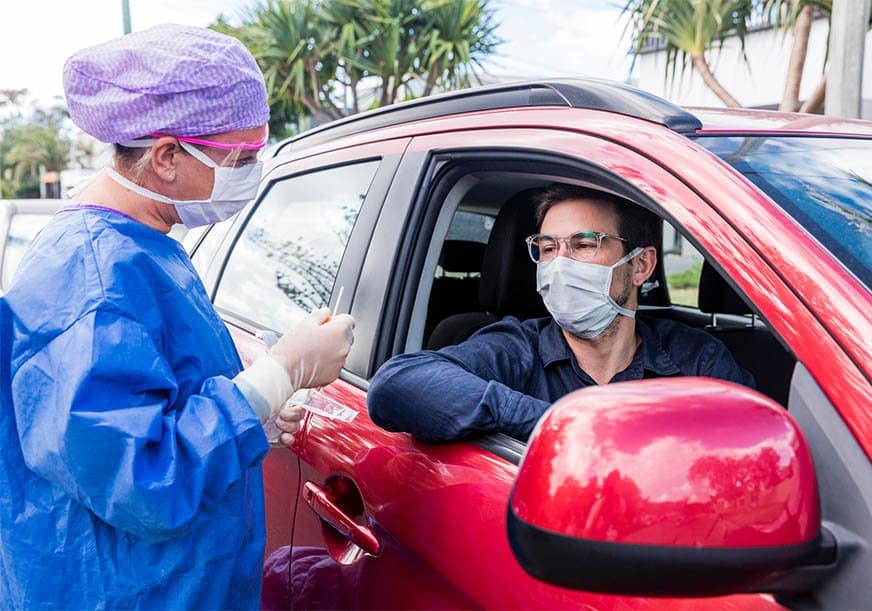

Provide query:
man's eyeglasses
left=525, top=231, right=628, bottom=263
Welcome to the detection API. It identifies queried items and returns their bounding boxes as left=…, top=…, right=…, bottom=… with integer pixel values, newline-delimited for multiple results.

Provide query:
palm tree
left=420, top=0, right=500, bottom=96
left=2, top=105, right=71, bottom=197
left=337, top=0, right=430, bottom=106
left=214, top=0, right=500, bottom=131
left=767, top=0, right=871, bottom=114
left=623, top=0, right=754, bottom=108
left=214, top=0, right=343, bottom=134
left=765, top=0, right=816, bottom=111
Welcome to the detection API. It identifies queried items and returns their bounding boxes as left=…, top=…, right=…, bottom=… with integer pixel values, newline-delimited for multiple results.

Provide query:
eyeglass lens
left=529, top=232, right=601, bottom=262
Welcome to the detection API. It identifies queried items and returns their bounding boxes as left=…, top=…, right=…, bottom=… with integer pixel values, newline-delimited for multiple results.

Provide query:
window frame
left=211, top=159, right=380, bottom=334
left=200, top=140, right=408, bottom=379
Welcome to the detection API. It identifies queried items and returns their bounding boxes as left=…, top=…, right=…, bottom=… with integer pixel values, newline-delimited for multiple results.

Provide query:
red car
left=184, top=80, right=871, bottom=609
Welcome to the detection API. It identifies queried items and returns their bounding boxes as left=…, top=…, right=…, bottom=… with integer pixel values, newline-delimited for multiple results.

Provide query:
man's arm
left=367, top=318, right=551, bottom=442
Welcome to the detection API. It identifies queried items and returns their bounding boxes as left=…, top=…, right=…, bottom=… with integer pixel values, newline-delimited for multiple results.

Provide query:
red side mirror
left=508, top=377, right=820, bottom=597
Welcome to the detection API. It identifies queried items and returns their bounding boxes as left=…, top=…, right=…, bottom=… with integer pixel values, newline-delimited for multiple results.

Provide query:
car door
left=198, top=139, right=406, bottom=572
left=282, top=123, right=785, bottom=609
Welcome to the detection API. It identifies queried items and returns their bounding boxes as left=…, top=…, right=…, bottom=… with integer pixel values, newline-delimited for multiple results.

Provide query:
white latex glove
left=271, top=307, right=355, bottom=391
left=234, top=308, right=355, bottom=423
left=274, top=403, right=306, bottom=447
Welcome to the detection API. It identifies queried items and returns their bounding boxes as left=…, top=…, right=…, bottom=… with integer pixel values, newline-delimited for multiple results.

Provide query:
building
left=633, top=11, right=872, bottom=117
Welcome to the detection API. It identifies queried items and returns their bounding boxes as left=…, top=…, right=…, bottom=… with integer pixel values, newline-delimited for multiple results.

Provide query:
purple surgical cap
left=63, top=23, right=269, bottom=143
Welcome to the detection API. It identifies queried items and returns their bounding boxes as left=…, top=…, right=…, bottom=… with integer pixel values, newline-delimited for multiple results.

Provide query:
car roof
left=274, top=79, right=702, bottom=155
left=691, top=107, right=872, bottom=136
left=271, top=78, right=872, bottom=158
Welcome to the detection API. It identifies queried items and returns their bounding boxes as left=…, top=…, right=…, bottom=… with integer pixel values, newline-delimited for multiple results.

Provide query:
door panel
left=226, top=322, right=301, bottom=562
left=291, top=379, right=780, bottom=610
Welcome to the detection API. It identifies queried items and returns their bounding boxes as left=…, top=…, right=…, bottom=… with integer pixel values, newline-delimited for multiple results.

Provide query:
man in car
left=368, top=184, right=753, bottom=441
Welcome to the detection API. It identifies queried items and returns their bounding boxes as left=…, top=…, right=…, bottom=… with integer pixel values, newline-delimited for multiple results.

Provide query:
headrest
left=480, top=188, right=548, bottom=318
left=698, top=260, right=750, bottom=315
left=439, top=240, right=487, bottom=274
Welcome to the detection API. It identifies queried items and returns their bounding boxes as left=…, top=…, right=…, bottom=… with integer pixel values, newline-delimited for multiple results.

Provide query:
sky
left=0, top=0, right=633, bottom=108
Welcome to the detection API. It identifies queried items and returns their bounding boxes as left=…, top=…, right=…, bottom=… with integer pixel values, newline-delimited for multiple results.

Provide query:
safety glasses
left=150, top=132, right=267, bottom=169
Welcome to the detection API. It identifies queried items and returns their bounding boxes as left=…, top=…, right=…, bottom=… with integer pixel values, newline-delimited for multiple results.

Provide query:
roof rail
left=275, top=79, right=702, bottom=155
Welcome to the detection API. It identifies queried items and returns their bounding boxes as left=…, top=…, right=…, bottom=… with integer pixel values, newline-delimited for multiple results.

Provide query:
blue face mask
left=536, top=248, right=643, bottom=339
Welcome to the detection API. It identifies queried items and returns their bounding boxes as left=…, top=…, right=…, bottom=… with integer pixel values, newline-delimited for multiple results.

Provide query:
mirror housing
left=508, top=378, right=820, bottom=597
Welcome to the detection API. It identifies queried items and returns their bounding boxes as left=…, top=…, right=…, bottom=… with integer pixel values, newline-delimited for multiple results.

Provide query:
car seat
left=424, top=239, right=487, bottom=338
left=426, top=188, right=548, bottom=349
left=697, top=260, right=795, bottom=406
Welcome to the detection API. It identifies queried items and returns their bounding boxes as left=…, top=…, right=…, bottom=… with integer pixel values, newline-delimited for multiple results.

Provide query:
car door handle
left=303, top=481, right=381, bottom=556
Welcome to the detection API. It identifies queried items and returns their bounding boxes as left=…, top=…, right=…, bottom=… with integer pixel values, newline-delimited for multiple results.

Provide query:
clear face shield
left=150, top=131, right=268, bottom=168
left=119, top=130, right=268, bottom=168
left=110, top=129, right=268, bottom=228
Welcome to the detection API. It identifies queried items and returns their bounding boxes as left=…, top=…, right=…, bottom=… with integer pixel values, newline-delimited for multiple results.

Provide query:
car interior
left=413, top=174, right=797, bottom=409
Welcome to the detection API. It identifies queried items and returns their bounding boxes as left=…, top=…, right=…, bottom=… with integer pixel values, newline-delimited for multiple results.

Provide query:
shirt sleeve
left=368, top=318, right=552, bottom=442
left=11, top=309, right=270, bottom=541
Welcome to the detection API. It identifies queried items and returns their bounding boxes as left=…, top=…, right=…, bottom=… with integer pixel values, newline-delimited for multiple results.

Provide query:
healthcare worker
left=0, top=24, right=353, bottom=609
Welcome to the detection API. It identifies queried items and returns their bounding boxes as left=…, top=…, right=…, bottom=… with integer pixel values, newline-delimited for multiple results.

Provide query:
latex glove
left=274, top=403, right=306, bottom=447
left=234, top=308, right=355, bottom=423
left=270, top=307, right=355, bottom=391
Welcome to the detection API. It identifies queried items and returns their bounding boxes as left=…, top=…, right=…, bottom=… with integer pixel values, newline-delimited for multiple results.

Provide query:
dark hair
left=113, top=143, right=148, bottom=166
left=534, top=184, right=661, bottom=253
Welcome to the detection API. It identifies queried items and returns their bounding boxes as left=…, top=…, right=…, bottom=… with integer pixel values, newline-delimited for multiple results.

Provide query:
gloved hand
left=234, top=308, right=355, bottom=424
left=273, top=403, right=306, bottom=447
left=270, top=307, right=355, bottom=392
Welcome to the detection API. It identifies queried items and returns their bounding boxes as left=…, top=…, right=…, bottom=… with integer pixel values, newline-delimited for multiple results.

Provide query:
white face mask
left=105, top=140, right=263, bottom=228
left=536, top=247, right=643, bottom=339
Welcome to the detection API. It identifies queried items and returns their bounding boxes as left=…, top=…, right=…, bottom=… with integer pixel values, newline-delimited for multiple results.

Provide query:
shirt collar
left=538, top=317, right=681, bottom=377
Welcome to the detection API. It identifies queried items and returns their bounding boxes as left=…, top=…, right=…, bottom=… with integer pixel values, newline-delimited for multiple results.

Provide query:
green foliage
left=212, top=0, right=500, bottom=138
left=667, top=260, right=702, bottom=289
left=666, top=259, right=702, bottom=307
left=0, top=93, right=72, bottom=198
left=623, top=0, right=754, bottom=84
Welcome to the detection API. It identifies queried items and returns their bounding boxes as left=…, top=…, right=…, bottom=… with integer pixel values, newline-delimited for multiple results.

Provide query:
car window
left=214, top=161, right=379, bottom=331
left=437, top=211, right=494, bottom=279
left=445, top=210, right=494, bottom=244
left=662, top=223, right=703, bottom=307
left=2, top=213, right=53, bottom=289
left=695, top=136, right=872, bottom=290
left=190, top=218, right=233, bottom=279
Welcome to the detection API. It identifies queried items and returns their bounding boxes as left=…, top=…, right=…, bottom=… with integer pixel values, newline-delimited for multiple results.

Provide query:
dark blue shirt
left=368, top=316, right=755, bottom=442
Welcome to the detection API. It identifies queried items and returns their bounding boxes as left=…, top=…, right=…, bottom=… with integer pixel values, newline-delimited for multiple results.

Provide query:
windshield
left=695, top=136, right=872, bottom=290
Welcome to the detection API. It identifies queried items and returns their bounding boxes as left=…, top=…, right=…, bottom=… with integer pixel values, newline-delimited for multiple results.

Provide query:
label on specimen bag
left=291, top=388, right=358, bottom=422
left=263, top=389, right=357, bottom=445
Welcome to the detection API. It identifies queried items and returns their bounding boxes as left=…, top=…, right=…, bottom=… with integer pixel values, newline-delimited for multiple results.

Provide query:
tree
left=623, top=0, right=754, bottom=108
left=0, top=101, right=71, bottom=198
left=767, top=0, right=871, bottom=114
left=765, top=0, right=816, bottom=111
left=213, top=0, right=500, bottom=137
left=420, top=0, right=499, bottom=96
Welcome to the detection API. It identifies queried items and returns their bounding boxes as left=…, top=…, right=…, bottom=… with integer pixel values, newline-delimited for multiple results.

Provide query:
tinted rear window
left=696, top=136, right=871, bottom=290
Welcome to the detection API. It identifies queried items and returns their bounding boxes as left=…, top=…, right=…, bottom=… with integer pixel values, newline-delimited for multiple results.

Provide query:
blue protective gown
left=0, top=206, right=270, bottom=609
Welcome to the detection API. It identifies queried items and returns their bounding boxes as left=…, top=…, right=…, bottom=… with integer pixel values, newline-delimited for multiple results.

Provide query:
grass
left=666, top=260, right=702, bottom=307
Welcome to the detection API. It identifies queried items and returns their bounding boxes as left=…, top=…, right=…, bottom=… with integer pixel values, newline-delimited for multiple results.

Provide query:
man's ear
left=632, top=246, right=657, bottom=287
left=150, top=136, right=182, bottom=182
